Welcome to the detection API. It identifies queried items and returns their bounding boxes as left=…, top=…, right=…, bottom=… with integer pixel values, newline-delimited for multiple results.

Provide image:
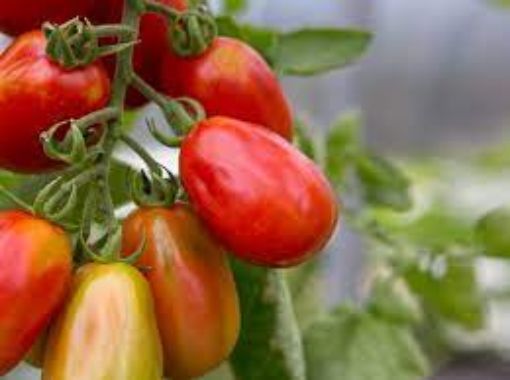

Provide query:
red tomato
left=0, top=31, right=111, bottom=173
left=0, top=211, right=72, bottom=375
left=122, top=204, right=240, bottom=379
left=180, top=117, right=338, bottom=267
left=0, top=0, right=94, bottom=36
left=88, top=0, right=187, bottom=107
left=161, top=37, right=294, bottom=140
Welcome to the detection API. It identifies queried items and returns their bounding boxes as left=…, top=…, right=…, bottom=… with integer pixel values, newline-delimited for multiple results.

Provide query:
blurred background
left=5, top=0, right=510, bottom=378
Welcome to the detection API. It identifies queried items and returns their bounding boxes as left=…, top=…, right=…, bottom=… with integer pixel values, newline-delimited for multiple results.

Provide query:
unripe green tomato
left=42, top=263, right=163, bottom=380
left=476, top=207, right=510, bottom=258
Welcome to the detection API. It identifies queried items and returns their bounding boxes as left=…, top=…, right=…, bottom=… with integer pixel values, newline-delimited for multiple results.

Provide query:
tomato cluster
left=0, top=1, right=338, bottom=378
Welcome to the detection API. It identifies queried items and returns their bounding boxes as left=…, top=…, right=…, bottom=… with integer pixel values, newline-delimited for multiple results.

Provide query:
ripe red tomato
left=0, top=211, right=72, bottom=375
left=0, top=31, right=111, bottom=173
left=122, top=204, right=240, bottom=379
left=43, top=263, right=163, bottom=380
left=180, top=117, right=338, bottom=267
left=161, top=37, right=294, bottom=140
left=0, top=0, right=94, bottom=36
left=88, top=0, right=187, bottom=107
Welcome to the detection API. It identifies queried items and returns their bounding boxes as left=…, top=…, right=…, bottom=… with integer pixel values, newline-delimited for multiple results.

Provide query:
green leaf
left=230, top=259, right=306, bottom=380
left=325, top=112, right=361, bottom=186
left=222, top=0, right=247, bottom=14
left=404, top=254, right=485, bottom=330
left=390, top=207, right=474, bottom=250
left=216, top=17, right=279, bottom=63
left=368, top=279, right=423, bottom=325
left=294, top=121, right=318, bottom=160
left=304, top=307, right=430, bottom=380
left=216, top=15, right=243, bottom=38
left=286, top=259, right=325, bottom=330
left=476, top=207, right=510, bottom=258
left=488, top=0, right=510, bottom=8
left=241, top=25, right=279, bottom=64
left=274, top=29, right=372, bottom=76
left=355, top=153, right=412, bottom=211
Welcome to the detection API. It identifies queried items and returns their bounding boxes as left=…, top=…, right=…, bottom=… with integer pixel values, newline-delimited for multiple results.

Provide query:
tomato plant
left=42, top=263, right=162, bottom=380
left=161, top=37, right=294, bottom=139
left=0, top=1, right=396, bottom=379
left=88, top=0, right=187, bottom=107
left=122, top=204, right=240, bottom=379
left=0, top=211, right=71, bottom=376
left=0, top=31, right=110, bottom=173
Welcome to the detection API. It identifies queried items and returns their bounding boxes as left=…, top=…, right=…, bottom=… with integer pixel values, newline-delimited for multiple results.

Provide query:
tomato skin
left=180, top=117, right=338, bottom=267
left=88, top=0, right=187, bottom=107
left=0, top=31, right=111, bottom=173
left=0, top=0, right=94, bottom=36
left=0, top=211, right=72, bottom=375
left=122, top=204, right=240, bottom=379
left=161, top=37, right=294, bottom=140
left=42, top=263, right=163, bottom=380
left=25, top=330, right=48, bottom=368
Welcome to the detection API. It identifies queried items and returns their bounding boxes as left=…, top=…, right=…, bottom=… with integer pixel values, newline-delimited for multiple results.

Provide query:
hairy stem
left=96, top=1, right=140, bottom=234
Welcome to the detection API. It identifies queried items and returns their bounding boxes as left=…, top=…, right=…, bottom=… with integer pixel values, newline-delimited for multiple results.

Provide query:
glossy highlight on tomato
left=43, top=263, right=163, bottom=380
left=180, top=117, right=338, bottom=267
left=0, top=0, right=95, bottom=36
left=88, top=0, right=187, bottom=107
left=161, top=37, right=294, bottom=139
left=0, top=31, right=111, bottom=173
left=0, top=211, right=72, bottom=375
left=122, top=204, right=240, bottom=379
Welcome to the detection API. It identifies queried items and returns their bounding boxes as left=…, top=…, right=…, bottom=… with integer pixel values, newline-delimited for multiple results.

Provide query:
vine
left=9, top=0, right=217, bottom=262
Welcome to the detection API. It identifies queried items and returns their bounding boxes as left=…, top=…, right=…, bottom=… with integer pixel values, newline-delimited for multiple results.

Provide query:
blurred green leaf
left=216, top=16, right=279, bottom=62
left=304, top=307, right=430, bottom=380
left=488, top=0, right=510, bottom=8
left=476, top=207, right=510, bottom=258
left=286, top=259, right=325, bottom=330
left=294, top=121, right=318, bottom=160
left=378, top=206, right=474, bottom=250
left=368, top=279, right=423, bottom=325
left=325, top=112, right=361, bottom=186
left=222, top=0, right=247, bottom=14
left=405, top=254, right=485, bottom=330
left=355, top=153, right=412, bottom=211
left=230, top=259, right=306, bottom=380
left=274, top=29, right=372, bottom=76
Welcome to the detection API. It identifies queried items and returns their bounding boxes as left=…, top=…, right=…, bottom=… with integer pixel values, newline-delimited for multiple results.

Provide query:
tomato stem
left=0, top=185, right=35, bottom=214
left=84, top=0, right=141, bottom=256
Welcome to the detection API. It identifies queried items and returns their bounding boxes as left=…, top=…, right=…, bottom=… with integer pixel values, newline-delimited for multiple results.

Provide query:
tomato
left=161, top=37, right=293, bottom=140
left=88, top=0, right=187, bottom=107
left=180, top=117, right=338, bottom=267
left=25, top=330, right=48, bottom=368
left=0, top=211, right=72, bottom=376
left=0, top=31, right=111, bottom=173
left=122, top=204, right=240, bottom=379
left=43, top=263, right=162, bottom=380
left=0, top=0, right=94, bottom=36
